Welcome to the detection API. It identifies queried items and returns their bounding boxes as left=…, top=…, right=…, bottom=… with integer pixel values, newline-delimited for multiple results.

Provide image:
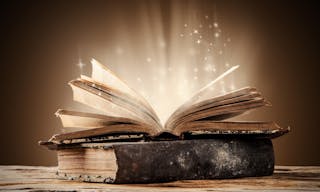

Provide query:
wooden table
left=0, top=165, right=319, bottom=191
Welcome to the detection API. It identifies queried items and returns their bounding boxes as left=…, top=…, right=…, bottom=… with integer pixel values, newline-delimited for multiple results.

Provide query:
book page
left=165, top=87, right=262, bottom=130
left=69, top=79, right=162, bottom=131
left=170, top=97, right=267, bottom=132
left=170, top=121, right=289, bottom=138
left=55, top=109, right=149, bottom=129
left=90, top=59, right=160, bottom=123
left=168, top=65, right=240, bottom=118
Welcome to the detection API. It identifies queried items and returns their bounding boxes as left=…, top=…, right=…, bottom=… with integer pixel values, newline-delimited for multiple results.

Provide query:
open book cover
left=46, top=59, right=289, bottom=144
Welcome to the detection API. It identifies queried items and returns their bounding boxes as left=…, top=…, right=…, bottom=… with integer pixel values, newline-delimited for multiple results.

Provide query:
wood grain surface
left=0, top=165, right=319, bottom=191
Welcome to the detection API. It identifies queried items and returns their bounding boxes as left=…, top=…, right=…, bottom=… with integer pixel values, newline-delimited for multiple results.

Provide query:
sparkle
left=214, top=22, right=219, bottom=28
left=92, top=84, right=96, bottom=87
left=146, top=57, right=152, bottom=62
left=204, top=64, right=216, bottom=72
left=204, top=57, right=208, bottom=61
left=193, top=29, right=199, bottom=34
left=196, top=39, right=201, bottom=44
left=137, top=77, right=142, bottom=82
left=204, top=64, right=214, bottom=72
left=184, top=23, right=188, bottom=27
left=180, top=33, right=184, bottom=37
left=225, top=62, right=230, bottom=67
left=207, top=48, right=211, bottom=52
left=215, top=32, right=220, bottom=38
left=194, top=76, right=198, bottom=80
left=77, top=60, right=86, bottom=69
left=209, top=42, right=213, bottom=46
left=98, top=92, right=102, bottom=96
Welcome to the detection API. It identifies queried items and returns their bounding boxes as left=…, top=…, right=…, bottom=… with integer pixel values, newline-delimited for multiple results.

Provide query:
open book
left=51, top=59, right=289, bottom=143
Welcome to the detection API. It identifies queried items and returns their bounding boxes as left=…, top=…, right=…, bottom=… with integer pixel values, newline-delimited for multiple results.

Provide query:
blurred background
left=0, top=0, right=319, bottom=166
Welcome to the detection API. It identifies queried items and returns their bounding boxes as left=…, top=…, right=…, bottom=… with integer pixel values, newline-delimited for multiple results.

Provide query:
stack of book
left=40, top=59, right=289, bottom=183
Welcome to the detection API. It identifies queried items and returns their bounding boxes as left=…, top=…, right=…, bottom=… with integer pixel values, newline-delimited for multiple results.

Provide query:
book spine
left=113, top=138, right=274, bottom=183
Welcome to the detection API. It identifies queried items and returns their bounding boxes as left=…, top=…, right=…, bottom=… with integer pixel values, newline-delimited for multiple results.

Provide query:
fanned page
left=165, top=87, right=288, bottom=136
left=90, top=59, right=160, bottom=123
left=70, top=76, right=161, bottom=129
left=165, top=87, right=264, bottom=130
left=52, top=109, right=157, bottom=143
left=56, top=59, right=163, bottom=137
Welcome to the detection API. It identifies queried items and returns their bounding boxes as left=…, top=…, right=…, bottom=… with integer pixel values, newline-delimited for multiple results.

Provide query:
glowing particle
left=146, top=57, right=152, bottom=62
left=180, top=33, right=184, bottom=37
left=225, top=62, right=230, bottom=67
left=194, top=67, right=198, bottom=73
left=215, top=32, right=220, bottom=38
left=204, top=64, right=213, bottom=72
left=137, top=77, right=142, bottom=82
left=196, top=39, right=201, bottom=44
left=199, top=35, right=202, bottom=39
left=205, top=15, right=209, bottom=19
left=207, top=48, right=211, bottom=52
left=77, top=60, right=86, bottom=69
left=194, top=76, right=198, bottom=80
left=214, top=22, right=218, bottom=28
left=92, top=84, right=96, bottom=87
left=209, top=42, right=213, bottom=46
left=193, top=29, right=199, bottom=34
left=98, top=92, right=102, bottom=96
left=204, top=57, right=208, bottom=61
left=184, top=24, right=188, bottom=27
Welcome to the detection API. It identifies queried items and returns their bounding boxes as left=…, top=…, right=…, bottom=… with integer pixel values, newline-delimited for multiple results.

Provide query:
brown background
left=1, top=0, right=319, bottom=166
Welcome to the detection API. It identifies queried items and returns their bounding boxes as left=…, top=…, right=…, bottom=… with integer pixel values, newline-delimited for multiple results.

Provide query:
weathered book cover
left=51, top=138, right=274, bottom=183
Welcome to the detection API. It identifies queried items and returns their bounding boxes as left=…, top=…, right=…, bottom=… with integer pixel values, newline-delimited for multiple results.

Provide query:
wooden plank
left=0, top=165, right=319, bottom=191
